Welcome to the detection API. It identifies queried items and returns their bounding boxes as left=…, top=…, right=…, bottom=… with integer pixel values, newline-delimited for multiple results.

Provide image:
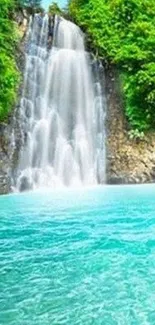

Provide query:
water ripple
left=1, top=185, right=155, bottom=324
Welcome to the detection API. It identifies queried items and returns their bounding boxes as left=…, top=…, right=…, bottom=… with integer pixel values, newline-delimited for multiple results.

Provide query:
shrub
left=0, top=0, right=20, bottom=122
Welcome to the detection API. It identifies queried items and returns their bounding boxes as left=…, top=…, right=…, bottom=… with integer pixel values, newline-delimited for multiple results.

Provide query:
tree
left=19, top=0, right=41, bottom=9
left=16, top=0, right=42, bottom=15
left=0, top=0, right=20, bottom=121
left=49, top=2, right=61, bottom=15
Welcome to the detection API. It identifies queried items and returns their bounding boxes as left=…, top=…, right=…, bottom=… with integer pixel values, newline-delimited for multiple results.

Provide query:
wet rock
left=19, top=177, right=32, bottom=192
left=107, top=176, right=125, bottom=185
left=0, top=124, right=13, bottom=194
left=150, top=167, right=155, bottom=179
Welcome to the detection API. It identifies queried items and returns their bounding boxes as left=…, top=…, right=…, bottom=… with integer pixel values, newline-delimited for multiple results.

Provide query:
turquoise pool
left=1, top=185, right=155, bottom=325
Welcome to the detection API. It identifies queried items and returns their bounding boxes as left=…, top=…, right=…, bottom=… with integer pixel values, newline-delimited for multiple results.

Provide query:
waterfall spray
left=14, top=14, right=106, bottom=191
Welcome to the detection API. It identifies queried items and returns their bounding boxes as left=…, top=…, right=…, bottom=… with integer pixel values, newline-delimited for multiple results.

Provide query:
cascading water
left=14, top=14, right=106, bottom=191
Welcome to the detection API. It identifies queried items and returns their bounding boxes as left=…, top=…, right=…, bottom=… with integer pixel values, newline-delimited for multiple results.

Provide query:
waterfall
left=14, top=14, right=106, bottom=191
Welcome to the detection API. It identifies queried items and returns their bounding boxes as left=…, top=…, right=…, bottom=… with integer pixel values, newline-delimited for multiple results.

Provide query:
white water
left=15, top=15, right=106, bottom=191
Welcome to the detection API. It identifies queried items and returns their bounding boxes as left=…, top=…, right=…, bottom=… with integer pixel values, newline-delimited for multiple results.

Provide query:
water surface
left=1, top=185, right=155, bottom=324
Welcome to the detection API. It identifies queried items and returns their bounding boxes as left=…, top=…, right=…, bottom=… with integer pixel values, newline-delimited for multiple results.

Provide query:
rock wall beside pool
left=106, top=66, right=155, bottom=184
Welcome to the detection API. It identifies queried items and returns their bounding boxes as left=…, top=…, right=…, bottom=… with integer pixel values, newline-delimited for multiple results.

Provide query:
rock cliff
left=106, top=66, right=155, bottom=184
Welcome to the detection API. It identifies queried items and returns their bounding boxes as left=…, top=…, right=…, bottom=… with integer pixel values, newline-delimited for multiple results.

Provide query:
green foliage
left=0, top=0, right=20, bottom=121
left=49, top=2, right=61, bottom=15
left=48, top=2, right=69, bottom=19
left=69, top=0, right=155, bottom=131
left=128, top=129, right=145, bottom=141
